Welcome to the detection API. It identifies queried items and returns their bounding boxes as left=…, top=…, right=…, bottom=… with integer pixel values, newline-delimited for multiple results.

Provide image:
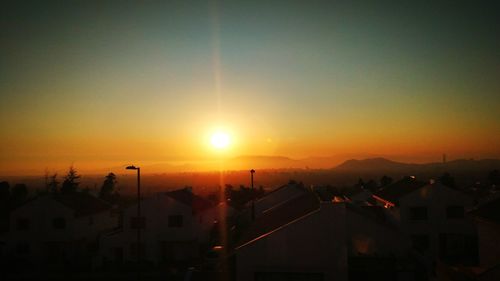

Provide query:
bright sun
left=210, top=131, right=230, bottom=149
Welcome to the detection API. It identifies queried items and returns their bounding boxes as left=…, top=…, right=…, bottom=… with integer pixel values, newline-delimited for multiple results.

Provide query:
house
left=236, top=191, right=348, bottom=281
left=100, top=187, right=219, bottom=265
left=373, top=177, right=477, bottom=270
left=235, top=187, right=417, bottom=281
left=5, top=193, right=116, bottom=269
left=466, top=196, right=500, bottom=280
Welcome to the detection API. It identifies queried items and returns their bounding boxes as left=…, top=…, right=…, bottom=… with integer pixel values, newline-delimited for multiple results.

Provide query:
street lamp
left=126, top=165, right=141, bottom=278
left=250, top=169, right=255, bottom=220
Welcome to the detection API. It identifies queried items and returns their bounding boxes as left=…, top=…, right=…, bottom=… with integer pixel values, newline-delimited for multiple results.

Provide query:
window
left=16, top=218, right=30, bottom=231
left=130, top=216, right=146, bottom=229
left=129, top=242, right=145, bottom=257
left=446, top=205, right=464, bottom=219
left=16, top=242, right=31, bottom=255
left=411, top=235, right=430, bottom=253
left=409, top=206, right=428, bottom=220
left=168, top=215, right=183, bottom=227
left=52, top=217, right=66, bottom=229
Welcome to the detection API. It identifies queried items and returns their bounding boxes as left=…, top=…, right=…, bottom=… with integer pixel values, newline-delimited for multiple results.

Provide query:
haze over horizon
left=1, top=1, right=500, bottom=175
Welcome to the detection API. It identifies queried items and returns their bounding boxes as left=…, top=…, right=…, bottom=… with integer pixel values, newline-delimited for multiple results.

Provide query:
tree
left=61, top=166, right=80, bottom=194
left=0, top=181, right=10, bottom=201
left=99, top=173, right=117, bottom=202
left=488, top=169, right=500, bottom=186
left=11, top=184, right=28, bottom=204
left=439, top=172, right=455, bottom=188
left=380, top=175, right=393, bottom=187
left=364, top=179, right=378, bottom=192
left=48, top=173, right=59, bottom=193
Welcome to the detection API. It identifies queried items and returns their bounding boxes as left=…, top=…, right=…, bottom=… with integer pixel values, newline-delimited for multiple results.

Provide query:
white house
left=6, top=193, right=116, bottom=269
left=373, top=177, right=477, bottom=270
left=100, top=187, right=220, bottom=265
left=236, top=184, right=420, bottom=281
left=236, top=191, right=348, bottom=281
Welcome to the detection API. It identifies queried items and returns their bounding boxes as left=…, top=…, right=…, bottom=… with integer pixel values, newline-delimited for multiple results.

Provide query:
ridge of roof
left=236, top=191, right=320, bottom=248
left=374, top=176, right=427, bottom=205
left=254, top=182, right=305, bottom=204
left=165, top=188, right=214, bottom=214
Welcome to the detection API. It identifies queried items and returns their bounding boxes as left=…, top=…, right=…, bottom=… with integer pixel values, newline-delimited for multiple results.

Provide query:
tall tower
left=443, top=154, right=447, bottom=164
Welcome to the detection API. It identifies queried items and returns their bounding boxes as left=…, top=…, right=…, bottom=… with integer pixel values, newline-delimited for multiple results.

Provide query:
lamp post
left=126, top=165, right=141, bottom=279
left=250, top=169, right=255, bottom=220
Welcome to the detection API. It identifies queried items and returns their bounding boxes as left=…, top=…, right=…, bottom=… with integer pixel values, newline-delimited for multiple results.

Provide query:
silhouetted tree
left=11, top=184, right=28, bottom=205
left=48, top=173, right=59, bottom=193
left=61, top=166, right=80, bottom=194
left=380, top=175, right=393, bottom=187
left=0, top=181, right=10, bottom=201
left=357, top=178, right=365, bottom=188
left=439, top=172, right=456, bottom=188
left=364, top=179, right=378, bottom=192
left=488, top=170, right=500, bottom=186
left=99, top=172, right=117, bottom=202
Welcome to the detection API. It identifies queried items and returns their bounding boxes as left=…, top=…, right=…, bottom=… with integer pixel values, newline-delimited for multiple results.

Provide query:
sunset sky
left=1, top=1, right=499, bottom=175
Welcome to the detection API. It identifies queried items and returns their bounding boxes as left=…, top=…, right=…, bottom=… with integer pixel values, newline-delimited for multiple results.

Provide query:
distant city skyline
left=1, top=1, right=499, bottom=175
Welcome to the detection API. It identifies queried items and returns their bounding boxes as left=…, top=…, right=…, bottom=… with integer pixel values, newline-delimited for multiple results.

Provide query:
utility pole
left=250, top=169, right=255, bottom=220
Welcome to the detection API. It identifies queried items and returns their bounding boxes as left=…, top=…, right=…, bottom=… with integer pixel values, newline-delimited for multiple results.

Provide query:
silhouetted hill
left=333, top=158, right=500, bottom=184
left=334, top=158, right=418, bottom=172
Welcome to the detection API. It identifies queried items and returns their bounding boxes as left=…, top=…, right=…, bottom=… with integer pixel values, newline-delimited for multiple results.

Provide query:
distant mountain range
left=3, top=155, right=499, bottom=178
left=332, top=157, right=500, bottom=181
left=131, top=156, right=500, bottom=175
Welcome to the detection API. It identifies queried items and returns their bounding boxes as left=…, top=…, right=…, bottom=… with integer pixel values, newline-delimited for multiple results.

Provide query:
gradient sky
left=1, top=1, right=500, bottom=175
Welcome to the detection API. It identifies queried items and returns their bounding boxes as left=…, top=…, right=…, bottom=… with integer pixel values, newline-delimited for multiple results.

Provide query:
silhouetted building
left=373, top=177, right=478, bottom=274
left=5, top=193, right=116, bottom=270
left=236, top=188, right=418, bottom=281
left=99, top=187, right=221, bottom=265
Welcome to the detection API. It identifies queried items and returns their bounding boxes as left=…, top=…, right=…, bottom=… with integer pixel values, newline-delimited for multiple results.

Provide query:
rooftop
left=373, top=176, right=427, bottom=205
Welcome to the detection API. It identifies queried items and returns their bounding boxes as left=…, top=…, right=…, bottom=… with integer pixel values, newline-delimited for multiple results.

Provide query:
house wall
left=236, top=202, right=348, bottom=281
left=475, top=219, right=500, bottom=269
left=7, top=196, right=75, bottom=264
left=399, top=184, right=476, bottom=263
left=6, top=196, right=116, bottom=269
left=100, top=193, right=218, bottom=264
left=346, top=208, right=409, bottom=258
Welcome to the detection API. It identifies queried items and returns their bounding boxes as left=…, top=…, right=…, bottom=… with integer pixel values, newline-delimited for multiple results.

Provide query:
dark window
left=130, top=242, right=145, bottom=257
left=16, top=218, right=30, bottom=231
left=409, top=206, right=428, bottom=220
left=130, top=217, right=146, bottom=229
left=52, top=217, right=66, bottom=229
left=16, top=242, right=31, bottom=254
left=168, top=215, right=183, bottom=227
left=446, top=205, right=464, bottom=219
left=411, top=234, right=430, bottom=253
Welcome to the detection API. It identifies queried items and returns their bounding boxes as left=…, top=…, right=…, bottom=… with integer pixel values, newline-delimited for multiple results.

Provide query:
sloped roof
left=237, top=190, right=320, bottom=247
left=253, top=181, right=306, bottom=203
left=166, top=188, right=214, bottom=214
left=469, top=196, right=500, bottom=225
left=373, top=176, right=427, bottom=205
left=54, top=192, right=111, bottom=217
left=346, top=204, right=397, bottom=230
